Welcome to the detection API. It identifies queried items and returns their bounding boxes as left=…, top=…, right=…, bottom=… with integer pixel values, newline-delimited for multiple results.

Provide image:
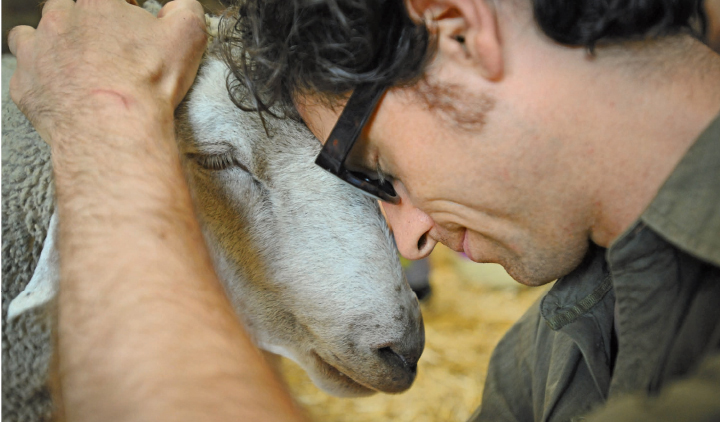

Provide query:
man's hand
left=7, top=0, right=207, bottom=144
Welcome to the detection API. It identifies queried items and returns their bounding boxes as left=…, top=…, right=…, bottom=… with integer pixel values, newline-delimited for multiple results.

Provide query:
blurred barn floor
left=279, top=245, right=550, bottom=422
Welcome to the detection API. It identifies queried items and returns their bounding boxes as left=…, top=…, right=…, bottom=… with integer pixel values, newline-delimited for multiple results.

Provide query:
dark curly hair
left=220, top=0, right=707, bottom=122
left=219, top=0, right=433, bottom=122
left=535, top=0, right=707, bottom=50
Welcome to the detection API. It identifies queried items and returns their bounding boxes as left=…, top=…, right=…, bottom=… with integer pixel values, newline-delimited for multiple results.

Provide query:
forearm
left=53, top=99, right=304, bottom=422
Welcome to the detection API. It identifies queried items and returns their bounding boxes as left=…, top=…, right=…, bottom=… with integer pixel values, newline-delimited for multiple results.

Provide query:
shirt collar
left=541, top=112, right=720, bottom=329
left=640, top=113, right=720, bottom=267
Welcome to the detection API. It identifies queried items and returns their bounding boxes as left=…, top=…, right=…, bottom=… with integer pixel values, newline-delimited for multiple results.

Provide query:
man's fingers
left=75, top=0, right=136, bottom=8
left=41, top=0, right=74, bottom=17
left=157, top=0, right=204, bottom=20
left=7, top=26, right=35, bottom=57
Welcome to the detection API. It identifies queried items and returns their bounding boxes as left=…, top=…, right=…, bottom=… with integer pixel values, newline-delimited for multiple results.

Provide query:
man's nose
left=381, top=185, right=437, bottom=260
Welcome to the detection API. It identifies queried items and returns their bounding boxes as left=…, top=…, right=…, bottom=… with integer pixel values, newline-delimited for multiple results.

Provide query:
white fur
left=10, top=54, right=424, bottom=397
left=8, top=212, right=59, bottom=320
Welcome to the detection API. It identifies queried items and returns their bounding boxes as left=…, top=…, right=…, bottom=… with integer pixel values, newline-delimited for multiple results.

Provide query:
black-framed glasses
left=314, top=83, right=400, bottom=204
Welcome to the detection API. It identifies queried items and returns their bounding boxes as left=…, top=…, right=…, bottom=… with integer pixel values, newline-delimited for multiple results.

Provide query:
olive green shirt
left=471, top=113, right=720, bottom=422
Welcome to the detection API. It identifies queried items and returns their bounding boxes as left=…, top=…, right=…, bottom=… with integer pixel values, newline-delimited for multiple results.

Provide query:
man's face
left=296, top=2, right=595, bottom=286
left=298, top=69, right=592, bottom=286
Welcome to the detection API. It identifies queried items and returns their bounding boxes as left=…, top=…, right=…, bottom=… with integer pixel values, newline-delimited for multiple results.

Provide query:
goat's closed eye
left=188, top=153, right=251, bottom=173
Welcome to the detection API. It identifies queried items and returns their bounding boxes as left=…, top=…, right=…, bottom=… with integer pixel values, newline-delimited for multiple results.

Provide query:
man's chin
left=501, top=261, right=561, bottom=287
left=504, top=249, right=590, bottom=287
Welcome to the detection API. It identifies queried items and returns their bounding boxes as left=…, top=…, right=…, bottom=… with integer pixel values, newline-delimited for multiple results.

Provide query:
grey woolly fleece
left=2, top=55, right=56, bottom=422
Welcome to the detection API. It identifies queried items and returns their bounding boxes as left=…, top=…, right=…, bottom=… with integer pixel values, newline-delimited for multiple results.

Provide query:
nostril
left=377, top=346, right=395, bottom=359
left=377, top=346, right=403, bottom=370
left=417, top=233, right=427, bottom=251
left=377, top=346, right=418, bottom=374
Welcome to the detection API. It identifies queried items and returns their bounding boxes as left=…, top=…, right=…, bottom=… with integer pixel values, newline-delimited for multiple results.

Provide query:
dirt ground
left=279, top=245, right=550, bottom=422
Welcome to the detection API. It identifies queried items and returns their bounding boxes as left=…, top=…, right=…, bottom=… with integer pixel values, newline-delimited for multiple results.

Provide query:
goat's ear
left=7, top=211, right=60, bottom=321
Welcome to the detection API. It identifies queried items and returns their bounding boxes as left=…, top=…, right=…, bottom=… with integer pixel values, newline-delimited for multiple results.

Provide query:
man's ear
left=406, top=0, right=503, bottom=81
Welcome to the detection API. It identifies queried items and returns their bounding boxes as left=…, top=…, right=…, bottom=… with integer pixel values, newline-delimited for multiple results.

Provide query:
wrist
left=51, top=91, right=185, bottom=218
left=56, top=85, right=174, bottom=139
left=51, top=88, right=176, bottom=168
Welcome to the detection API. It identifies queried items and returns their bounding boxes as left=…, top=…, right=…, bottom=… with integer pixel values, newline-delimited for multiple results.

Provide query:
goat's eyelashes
left=188, top=153, right=251, bottom=173
left=195, top=153, right=234, bottom=170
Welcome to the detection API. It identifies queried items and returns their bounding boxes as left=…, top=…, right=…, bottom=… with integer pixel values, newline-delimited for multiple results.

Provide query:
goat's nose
left=377, top=346, right=419, bottom=375
left=373, top=337, right=423, bottom=393
left=381, top=183, right=437, bottom=260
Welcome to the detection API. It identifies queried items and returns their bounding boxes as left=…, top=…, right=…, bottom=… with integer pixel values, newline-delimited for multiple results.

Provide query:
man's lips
left=437, top=228, right=474, bottom=259
left=462, top=230, right=476, bottom=262
left=462, top=230, right=470, bottom=256
left=447, top=230, right=469, bottom=255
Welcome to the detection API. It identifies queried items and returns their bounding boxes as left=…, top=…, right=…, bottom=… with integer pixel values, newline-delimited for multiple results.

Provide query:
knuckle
left=7, top=26, right=18, bottom=42
left=8, top=28, right=31, bottom=58
left=157, top=0, right=178, bottom=18
left=7, top=29, right=19, bottom=52
left=8, top=26, right=24, bottom=43
left=170, top=8, right=207, bottom=37
left=41, top=0, right=62, bottom=13
left=187, top=0, right=205, bottom=15
left=39, top=10, right=68, bottom=34
left=176, top=6, right=202, bottom=22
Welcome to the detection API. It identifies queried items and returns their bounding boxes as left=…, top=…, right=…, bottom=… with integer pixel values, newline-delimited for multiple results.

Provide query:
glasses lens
left=344, top=170, right=399, bottom=204
left=314, top=83, right=399, bottom=203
